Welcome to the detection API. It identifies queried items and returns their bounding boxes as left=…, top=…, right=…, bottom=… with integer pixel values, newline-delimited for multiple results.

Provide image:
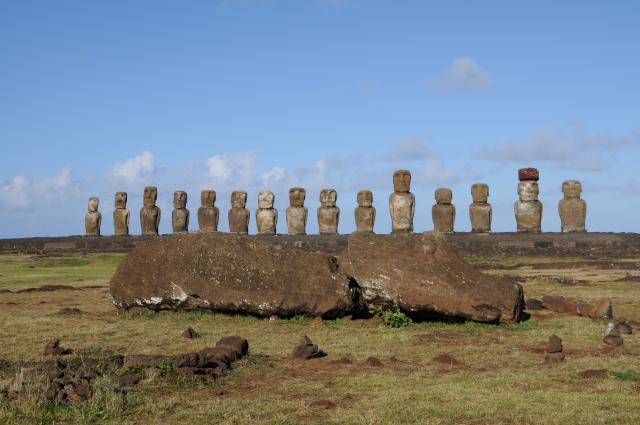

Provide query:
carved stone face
left=435, top=188, right=452, bottom=204
left=393, top=170, right=411, bottom=193
left=289, top=188, right=306, bottom=208
left=231, top=191, right=247, bottom=208
left=143, top=187, right=157, bottom=208
left=173, top=191, right=187, bottom=209
left=258, top=191, right=274, bottom=209
left=114, top=192, right=127, bottom=209
left=357, top=190, right=373, bottom=207
left=320, top=189, right=337, bottom=207
left=562, top=180, right=582, bottom=198
left=471, top=184, right=489, bottom=203
left=518, top=181, right=539, bottom=202
left=88, top=197, right=99, bottom=212
left=201, top=190, right=216, bottom=207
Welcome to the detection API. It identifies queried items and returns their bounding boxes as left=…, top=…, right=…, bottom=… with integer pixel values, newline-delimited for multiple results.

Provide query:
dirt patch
left=431, top=353, right=463, bottom=367
left=57, top=308, right=83, bottom=315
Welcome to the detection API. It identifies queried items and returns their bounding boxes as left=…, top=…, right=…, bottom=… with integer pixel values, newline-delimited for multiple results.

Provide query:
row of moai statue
left=84, top=168, right=587, bottom=236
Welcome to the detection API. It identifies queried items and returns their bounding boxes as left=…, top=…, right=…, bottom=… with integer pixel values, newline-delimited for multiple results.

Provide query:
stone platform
left=1, top=232, right=639, bottom=257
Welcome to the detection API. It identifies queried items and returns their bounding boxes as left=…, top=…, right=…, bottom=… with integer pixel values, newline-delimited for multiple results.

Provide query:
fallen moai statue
left=109, top=232, right=524, bottom=323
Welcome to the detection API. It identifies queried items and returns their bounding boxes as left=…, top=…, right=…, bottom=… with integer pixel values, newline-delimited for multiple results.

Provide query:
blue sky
left=1, top=0, right=639, bottom=237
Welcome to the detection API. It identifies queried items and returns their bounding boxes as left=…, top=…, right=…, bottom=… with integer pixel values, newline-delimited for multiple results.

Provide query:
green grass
left=1, top=253, right=640, bottom=424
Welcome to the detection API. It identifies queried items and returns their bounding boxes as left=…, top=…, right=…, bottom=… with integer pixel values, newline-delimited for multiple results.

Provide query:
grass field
left=1, top=253, right=640, bottom=424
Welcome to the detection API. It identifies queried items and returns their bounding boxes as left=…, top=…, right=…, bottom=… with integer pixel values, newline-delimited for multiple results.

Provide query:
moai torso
left=432, top=188, right=455, bottom=233
left=140, top=186, right=161, bottom=236
left=172, top=191, right=189, bottom=233
left=256, top=191, right=277, bottom=235
left=559, top=180, right=586, bottom=233
left=355, top=190, right=376, bottom=233
left=515, top=176, right=542, bottom=233
left=317, top=189, right=339, bottom=234
left=469, top=183, right=492, bottom=233
left=228, top=191, right=249, bottom=234
left=113, top=192, right=130, bottom=236
left=198, top=190, right=219, bottom=232
left=389, top=170, right=415, bottom=233
left=85, top=197, right=102, bottom=236
left=286, top=188, right=307, bottom=235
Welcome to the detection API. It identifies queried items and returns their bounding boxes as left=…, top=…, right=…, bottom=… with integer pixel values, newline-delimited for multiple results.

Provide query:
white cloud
left=429, top=57, right=493, bottom=91
left=205, top=152, right=258, bottom=186
left=416, top=158, right=459, bottom=185
left=260, top=166, right=286, bottom=187
left=385, top=139, right=432, bottom=162
left=110, top=151, right=155, bottom=182
left=0, top=167, right=76, bottom=210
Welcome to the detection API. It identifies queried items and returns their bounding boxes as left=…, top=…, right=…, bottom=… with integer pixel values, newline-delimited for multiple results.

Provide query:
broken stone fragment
left=181, top=326, right=200, bottom=339
left=603, top=335, right=623, bottom=346
left=292, top=336, right=325, bottom=359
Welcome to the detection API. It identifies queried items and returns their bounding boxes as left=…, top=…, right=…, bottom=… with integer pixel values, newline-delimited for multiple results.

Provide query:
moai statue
left=85, top=196, right=102, bottom=236
left=559, top=180, right=587, bottom=233
left=354, top=190, right=376, bottom=233
left=228, top=191, right=249, bottom=234
left=469, top=183, right=492, bottom=233
left=515, top=168, right=542, bottom=233
left=171, top=191, right=189, bottom=233
left=256, top=191, right=277, bottom=235
left=389, top=170, right=415, bottom=233
left=286, top=187, right=307, bottom=235
left=140, top=186, right=161, bottom=236
left=317, top=189, right=340, bottom=234
left=432, top=188, right=455, bottom=233
left=113, top=192, right=130, bottom=236
left=198, top=190, right=219, bottom=232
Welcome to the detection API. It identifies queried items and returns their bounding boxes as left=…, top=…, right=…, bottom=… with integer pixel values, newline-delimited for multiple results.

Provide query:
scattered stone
left=626, top=271, right=640, bottom=281
left=118, top=373, right=142, bottom=387
left=365, top=357, right=384, bottom=367
left=614, top=322, right=632, bottom=335
left=603, top=335, right=623, bottom=346
left=525, top=298, right=544, bottom=310
left=544, top=335, right=565, bottom=364
left=43, top=339, right=70, bottom=356
left=292, top=336, right=325, bottom=359
left=579, top=369, right=609, bottom=379
left=590, top=298, right=613, bottom=320
left=215, top=336, right=249, bottom=359
left=542, top=295, right=566, bottom=313
left=431, top=353, right=463, bottom=367
left=181, top=326, right=200, bottom=339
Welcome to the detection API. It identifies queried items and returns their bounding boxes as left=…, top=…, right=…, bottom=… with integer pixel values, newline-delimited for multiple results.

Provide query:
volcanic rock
left=542, top=295, right=566, bottom=313
left=544, top=335, right=565, bottom=363
left=292, top=336, right=325, bottom=359
left=43, top=339, right=70, bottom=356
left=365, top=357, right=384, bottom=367
left=590, top=299, right=613, bottom=320
left=181, top=326, right=200, bottom=339
left=118, top=373, right=141, bottom=387
left=603, top=335, right=623, bottom=346
left=525, top=298, right=544, bottom=310
left=109, top=232, right=524, bottom=323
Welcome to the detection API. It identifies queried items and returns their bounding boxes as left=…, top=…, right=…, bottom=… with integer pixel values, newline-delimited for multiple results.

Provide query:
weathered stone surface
left=182, top=326, right=200, bottom=339
left=172, top=191, right=189, bottom=233
left=559, top=180, right=587, bottom=233
left=85, top=197, right=102, bottom=236
left=515, top=181, right=542, bottom=233
left=113, top=192, right=130, bottom=236
left=140, top=187, right=161, bottom=236
left=518, top=167, right=539, bottom=181
left=354, top=190, right=375, bottom=233
left=525, top=298, right=544, bottom=310
left=228, top=191, right=249, bottom=234
left=109, top=232, right=524, bottom=323
left=389, top=170, right=415, bottom=233
left=286, top=188, right=307, bottom=235
left=432, top=188, right=455, bottom=233
left=546, top=335, right=563, bottom=353
left=341, top=232, right=524, bottom=323
left=469, top=183, right=492, bottom=233
left=198, top=190, right=219, bottom=232
left=292, top=336, right=325, bottom=359
left=256, top=191, right=277, bottom=235
left=318, top=189, right=339, bottom=234
left=603, top=335, right=623, bottom=346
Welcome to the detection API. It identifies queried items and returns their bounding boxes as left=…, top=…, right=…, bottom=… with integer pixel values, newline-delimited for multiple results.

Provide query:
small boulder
left=181, top=327, right=200, bottom=339
left=215, top=336, right=249, bottom=359
left=525, top=298, right=544, bottom=311
left=43, top=339, right=69, bottom=356
left=614, top=322, right=633, bottom=335
left=118, top=373, right=142, bottom=387
left=603, top=335, right=623, bottom=346
left=365, top=357, right=383, bottom=367
left=542, top=295, right=566, bottom=313
left=627, top=320, right=640, bottom=332
left=292, top=336, right=325, bottom=359
left=590, top=298, right=613, bottom=320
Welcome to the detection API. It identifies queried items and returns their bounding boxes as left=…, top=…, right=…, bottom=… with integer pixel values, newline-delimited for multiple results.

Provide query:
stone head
left=173, top=191, right=187, bottom=209
left=471, top=183, right=489, bottom=203
left=258, top=191, right=275, bottom=209
left=114, top=192, right=127, bottom=209
left=87, top=197, right=99, bottom=212
left=231, top=191, right=247, bottom=208
left=518, top=181, right=539, bottom=202
left=289, top=188, right=306, bottom=208
left=562, top=180, right=582, bottom=198
left=435, top=188, right=452, bottom=204
left=320, top=189, right=337, bottom=207
left=357, top=190, right=373, bottom=207
left=143, top=186, right=158, bottom=207
left=201, top=190, right=216, bottom=207
left=393, top=170, right=411, bottom=193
